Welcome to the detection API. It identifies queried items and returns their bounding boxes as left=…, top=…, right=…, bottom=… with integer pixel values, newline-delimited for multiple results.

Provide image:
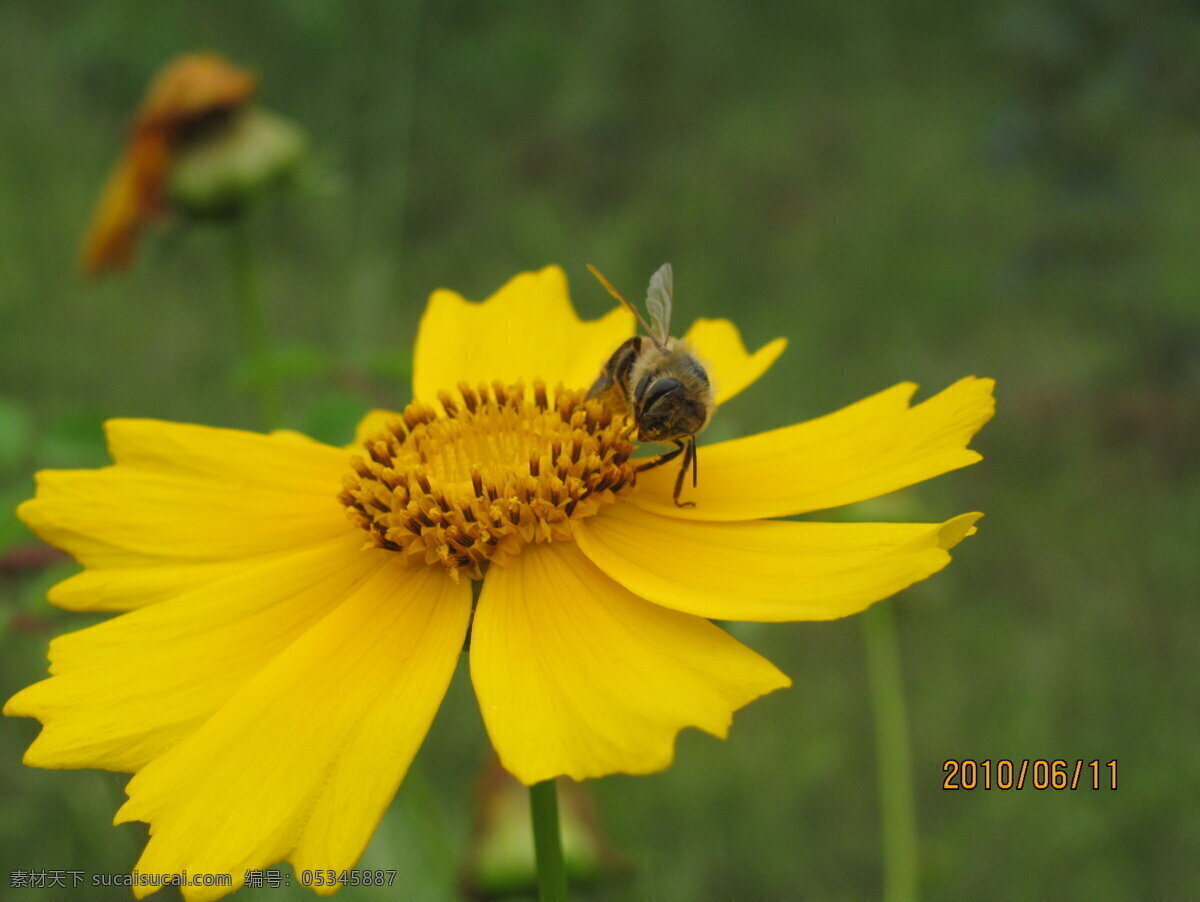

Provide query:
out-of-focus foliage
left=1, top=2, right=1197, bottom=900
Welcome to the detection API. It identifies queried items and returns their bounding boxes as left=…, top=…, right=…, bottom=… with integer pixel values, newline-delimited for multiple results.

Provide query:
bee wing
left=645, top=263, right=674, bottom=344
left=588, top=263, right=668, bottom=350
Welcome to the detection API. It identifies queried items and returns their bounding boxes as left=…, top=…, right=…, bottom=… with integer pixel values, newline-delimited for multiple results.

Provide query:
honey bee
left=586, top=263, right=714, bottom=507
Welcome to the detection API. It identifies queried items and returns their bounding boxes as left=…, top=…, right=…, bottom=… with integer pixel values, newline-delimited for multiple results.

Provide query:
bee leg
left=636, top=439, right=685, bottom=473
left=673, top=438, right=697, bottom=508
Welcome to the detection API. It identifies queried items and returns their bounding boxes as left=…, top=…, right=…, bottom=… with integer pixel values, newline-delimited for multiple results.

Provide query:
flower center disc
left=340, top=381, right=638, bottom=580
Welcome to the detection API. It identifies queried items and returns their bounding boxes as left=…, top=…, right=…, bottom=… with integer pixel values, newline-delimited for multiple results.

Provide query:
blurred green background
left=2, top=2, right=1198, bottom=900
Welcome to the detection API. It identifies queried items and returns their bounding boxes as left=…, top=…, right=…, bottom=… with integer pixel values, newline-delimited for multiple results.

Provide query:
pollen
left=339, top=381, right=639, bottom=580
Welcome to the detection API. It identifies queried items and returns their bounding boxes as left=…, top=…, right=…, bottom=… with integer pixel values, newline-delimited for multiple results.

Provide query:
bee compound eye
left=640, top=377, right=685, bottom=412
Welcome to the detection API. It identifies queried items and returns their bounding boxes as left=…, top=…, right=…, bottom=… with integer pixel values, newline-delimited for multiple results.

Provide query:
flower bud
left=169, top=106, right=307, bottom=218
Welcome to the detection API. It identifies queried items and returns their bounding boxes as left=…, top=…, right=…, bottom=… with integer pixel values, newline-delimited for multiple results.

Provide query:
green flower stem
left=228, top=215, right=284, bottom=429
left=529, top=779, right=568, bottom=902
left=863, top=602, right=918, bottom=902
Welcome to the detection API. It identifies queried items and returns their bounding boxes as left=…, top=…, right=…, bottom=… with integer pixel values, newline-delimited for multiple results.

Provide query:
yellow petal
left=105, top=418, right=348, bottom=483
left=412, top=265, right=633, bottom=402
left=47, top=557, right=280, bottom=611
left=4, top=534, right=385, bottom=772
left=113, top=561, right=470, bottom=901
left=470, top=542, right=790, bottom=784
left=683, top=318, right=787, bottom=405
left=634, top=377, right=995, bottom=519
left=575, top=503, right=981, bottom=622
left=18, top=419, right=352, bottom=608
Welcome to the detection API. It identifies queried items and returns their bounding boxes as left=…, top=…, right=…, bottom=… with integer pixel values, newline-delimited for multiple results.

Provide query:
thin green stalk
left=529, top=779, right=568, bottom=902
left=228, top=215, right=283, bottom=428
left=863, top=603, right=918, bottom=902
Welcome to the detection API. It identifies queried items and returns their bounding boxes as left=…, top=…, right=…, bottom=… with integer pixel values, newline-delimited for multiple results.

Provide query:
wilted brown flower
left=80, top=54, right=256, bottom=273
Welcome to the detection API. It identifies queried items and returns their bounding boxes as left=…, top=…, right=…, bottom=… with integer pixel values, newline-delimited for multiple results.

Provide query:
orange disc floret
left=340, top=381, right=639, bottom=580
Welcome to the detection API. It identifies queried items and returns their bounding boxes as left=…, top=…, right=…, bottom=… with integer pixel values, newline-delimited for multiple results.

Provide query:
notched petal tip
left=943, top=375, right=996, bottom=446
left=14, top=496, right=42, bottom=530
left=424, top=264, right=573, bottom=322
left=683, top=317, right=788, bottom=406
left=937, top=511, right=983, bottom=549
left=3, top=685, right=33, bottom=719
left=112, top=800, right=136, bottom=826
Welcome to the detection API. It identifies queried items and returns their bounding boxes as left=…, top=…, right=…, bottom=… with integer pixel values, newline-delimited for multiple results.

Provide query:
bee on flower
left=6, top=265, right=993, bottom=900
left=584, top=263, right=714, bottom=507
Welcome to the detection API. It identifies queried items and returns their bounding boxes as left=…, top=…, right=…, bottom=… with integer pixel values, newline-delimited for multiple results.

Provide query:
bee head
left=637, top=377, right=709, bottom=442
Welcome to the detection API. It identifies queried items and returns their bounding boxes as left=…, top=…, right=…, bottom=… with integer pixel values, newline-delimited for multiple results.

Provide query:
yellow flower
left=5, top=266, right=994, bottom=899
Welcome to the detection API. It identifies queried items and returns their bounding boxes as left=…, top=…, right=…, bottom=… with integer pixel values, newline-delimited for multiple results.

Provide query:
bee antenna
left=690, top=435, right=698, bottom=488
left=586, top=264, right=667, bottom=351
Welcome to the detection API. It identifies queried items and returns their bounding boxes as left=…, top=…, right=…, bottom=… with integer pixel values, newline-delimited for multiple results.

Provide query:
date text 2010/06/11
left=942, top=759, right=1118, bottom=790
